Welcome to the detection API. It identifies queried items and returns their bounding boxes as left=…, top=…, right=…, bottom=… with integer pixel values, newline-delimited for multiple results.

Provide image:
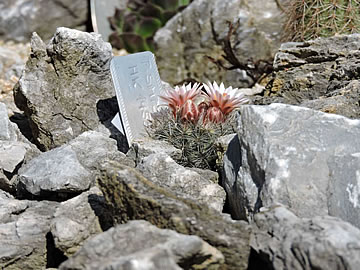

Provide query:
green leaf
left=152, top=0, right=178, bottom=11
left=139, top=3, right=164, bottom=21
left=123, top=13, right=138, bottom=32
left=136, top=17, right=162, bottom=38
left=120, top=33, right=150, bottom=53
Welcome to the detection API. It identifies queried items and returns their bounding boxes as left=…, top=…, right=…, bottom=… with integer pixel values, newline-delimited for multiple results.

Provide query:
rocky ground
left=1, top=0, right=360, bottom=270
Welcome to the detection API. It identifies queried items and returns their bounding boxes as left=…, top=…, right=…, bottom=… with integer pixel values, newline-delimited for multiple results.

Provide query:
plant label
left=110, top=51, right=165, bottom=146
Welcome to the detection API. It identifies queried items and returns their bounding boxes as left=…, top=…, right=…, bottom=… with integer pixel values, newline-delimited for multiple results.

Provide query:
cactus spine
left=283, top=0, right=360, bottom=41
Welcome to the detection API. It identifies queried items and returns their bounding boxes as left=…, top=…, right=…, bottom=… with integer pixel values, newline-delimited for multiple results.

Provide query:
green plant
left=109, top=0, right=192, bottom=53
left=282, top=0, right=360, bottom=41
left=147, top=82, right=248, bottom=170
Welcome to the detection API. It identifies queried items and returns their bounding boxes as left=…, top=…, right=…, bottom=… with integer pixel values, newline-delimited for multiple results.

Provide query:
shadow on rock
left=96, top=97, right=129, bottom=153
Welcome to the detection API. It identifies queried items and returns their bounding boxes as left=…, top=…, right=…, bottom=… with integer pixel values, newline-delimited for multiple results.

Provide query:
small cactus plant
left=109, top=0, right=192, bottom=53
left=147, top=82, right=248, bottom=170
left=283, top=0, right=360, bottom=41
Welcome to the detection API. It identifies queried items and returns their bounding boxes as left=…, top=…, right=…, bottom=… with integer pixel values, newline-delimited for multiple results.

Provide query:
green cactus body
left=147, top=109, right=235, bottom=170
left=283, top=0, right=360, bottom=41
left=109, top=0, right=192, bottom=53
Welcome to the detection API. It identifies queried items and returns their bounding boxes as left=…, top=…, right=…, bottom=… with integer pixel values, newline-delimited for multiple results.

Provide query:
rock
left=0, top=190, right=60, bottom=269
left=59, top=220, right=224, bottom=270
left=300, top=80, right=360, bottom=119
left=50, top=187, right=103, bottom=256
left=14, top=28, right=120, bottom=151
left=127, top=137, right=182, bottom=166
left=137, top=153, right=226, bottom=212
left=97, top=162, right=251, bottom=270
left=250, top=204, right=360, bottom=270
left=0, top=141, right=27, bottom=173
left=0, top=102, right=39, bottom=192
left=17, top=145, right=92, bottom=198
left=17, top=131, right=132, bottom=199
left=223, top=103, right=360, bottom=227
left=260, top=34, right=360, bottom=119
left=154, top=0, right=284, bottom=86
left=328, top=153, right=360, bottom=229
left=0, top=0, right=88, bottom=42
left=0, top=102, right=16, bottom=141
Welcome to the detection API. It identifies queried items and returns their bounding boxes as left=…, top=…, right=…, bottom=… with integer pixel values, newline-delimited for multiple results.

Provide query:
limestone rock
left=50, top=187, right=104, bottom=256
left=223, top=103, right=360, bottom=228
left=59, top=220, right=224, bottom=270
left=0, top=190, right=59, bottom=269
left=127, top=137, right=182, bottom=166
left=0, top=102, right=39, bottom=192
left=251, top=204, right=360, bottom=270
left=138, top=153, right=225, bottom=212
left=97, top=162, right=251, bottom=270
left=260, top=34, right=360, bottom=119
left=14, top=28, right=117, bottom=150
left=17, top=131, right=132, bottom=199
left=0, top=0, right=88, bottom=42
left=154, top=0, right=284, bottom=87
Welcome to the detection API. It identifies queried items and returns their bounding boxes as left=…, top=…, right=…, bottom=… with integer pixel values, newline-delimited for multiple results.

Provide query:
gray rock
left=154, top=0, right=284, bottom=86
left=50, top=187, right=103, bottom=256
left=300, top=80, right=360, bottom=119
left=0, top=0, right=88, bottom=42
left=59, top=220, right=224, bottom=270
left=328, top=154, right=360, bottom=229
left=0, top=141, right=27, bottom=172
left=0, top=102, right=16, bottom=141
left=260, top=34, right=360, bottom=119
left=14, top=28, right=118, bottom=151
left=98, top=162, right=252, bottom=270
left=251, top=204, right=360, bottom=270
left=0, top=102, right=39, bottom=192
left=17, top=145, right=92, bottom=197
left=0, top=190, right=59, bottom=269
left=223, top=103, right=360, bottom=226
left=17, top=131, right=131, bottom=199
left=138, top=153, right=226, bottom=212
left=127, top=137, right=182, bottom=166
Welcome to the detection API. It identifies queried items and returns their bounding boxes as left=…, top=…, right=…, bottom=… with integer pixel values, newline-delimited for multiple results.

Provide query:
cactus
left=147, top=82, right=248, bottom=170
left=283, top=0, right=360, bottom=41
left=109, top=0, right=192, bottom=53
left=148, top=108, right=236, bottom=169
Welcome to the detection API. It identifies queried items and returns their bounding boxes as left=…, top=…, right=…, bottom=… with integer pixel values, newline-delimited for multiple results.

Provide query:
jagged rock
left=0, top=0, right=88, bottom=42
left=154, top=0, right=285, bottom=86
left=300, top=80, right=360, bottom=119
left=59, top=220, right=224, bottom=270
left=127, top=137, right=182, bottom=166
left=328, top=154, right=360, bottom=229
left=97, top=162, right=251, bottom=270
left=0, top=102, right=39, bottom=192
left=0, top=102, right=17, bottom=141
left=14, top=28, right=120, bottom=151
left=137, top=153, right=226, bottom=212
left=259, top=34, right=360, bottom=119
left=223, top=103, right=360, bottom=228
left=0, top=190, right=60, bottom=269
left=50, top=187, right=104, bottom=256
left=17, top=131, right=133, bottom=199
left=251, top=204, right=360, bottom=270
